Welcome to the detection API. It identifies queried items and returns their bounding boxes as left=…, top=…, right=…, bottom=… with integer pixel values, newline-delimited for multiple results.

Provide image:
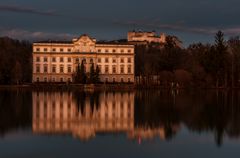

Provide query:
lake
left=0, top=89, right=240, bottom=158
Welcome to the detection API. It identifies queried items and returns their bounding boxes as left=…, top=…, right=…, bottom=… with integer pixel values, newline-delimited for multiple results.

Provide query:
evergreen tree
left=89, top=63, right=95, bottom=83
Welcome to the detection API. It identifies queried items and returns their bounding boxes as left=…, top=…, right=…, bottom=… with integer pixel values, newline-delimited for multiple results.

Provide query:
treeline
left=135, top=31, right=240, bottom=88
left=0, top=37, right=32, bottom=84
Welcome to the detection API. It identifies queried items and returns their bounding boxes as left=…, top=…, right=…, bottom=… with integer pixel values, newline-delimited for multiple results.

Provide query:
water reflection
left=1, top=90, right=240, bottom=146
left=32, top=91, right=134, bottom=141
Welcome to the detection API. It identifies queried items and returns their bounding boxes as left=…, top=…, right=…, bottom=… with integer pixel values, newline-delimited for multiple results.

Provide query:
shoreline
left=0, top=84, right=240, bottom=91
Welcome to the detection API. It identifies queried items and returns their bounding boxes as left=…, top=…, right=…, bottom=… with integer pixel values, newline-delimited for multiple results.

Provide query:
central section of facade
left=32, top=35, right=135, bottom=83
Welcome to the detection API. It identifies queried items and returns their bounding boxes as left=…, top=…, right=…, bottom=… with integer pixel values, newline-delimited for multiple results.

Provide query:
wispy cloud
left=113, top=19, right=240, bottom=36
left=0, top=28, right=76, bottom=41
left=0, top=5, right=58, bottom=16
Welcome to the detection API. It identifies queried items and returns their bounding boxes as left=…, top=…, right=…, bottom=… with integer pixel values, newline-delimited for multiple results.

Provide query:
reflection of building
left=32, top=91, right=135, bottom=140
left=128, top=31, right=166, bottom=44
left=32, top=34, right=135, bottom=83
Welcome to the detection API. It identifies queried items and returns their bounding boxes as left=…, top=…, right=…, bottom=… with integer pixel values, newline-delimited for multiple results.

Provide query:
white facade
left=32, top=34, right=135, bottom=83
left=128, top=31, right=166, bottom=43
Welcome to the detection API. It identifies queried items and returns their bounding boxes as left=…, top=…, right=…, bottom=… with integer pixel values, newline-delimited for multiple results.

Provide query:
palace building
left=32, top=34, right=135, bottom=83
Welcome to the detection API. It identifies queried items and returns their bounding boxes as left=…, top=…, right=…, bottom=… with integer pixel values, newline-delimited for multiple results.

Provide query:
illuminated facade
left=32, top=34, right=135, bottom=83
left=128, top=31, right=166, bottom=43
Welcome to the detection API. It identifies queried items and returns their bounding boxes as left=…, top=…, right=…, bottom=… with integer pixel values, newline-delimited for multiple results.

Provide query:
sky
left=0, top=0, right=240, bottom=46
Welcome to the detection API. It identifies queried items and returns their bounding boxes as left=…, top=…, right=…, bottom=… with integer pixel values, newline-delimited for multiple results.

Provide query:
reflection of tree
left=0, top=90, right=32, bottom=136
left=135, top=90, right=180, bottom=140
left=72, top=90, right=100, bottom=115
left=135, top=90, right=240, bottom=146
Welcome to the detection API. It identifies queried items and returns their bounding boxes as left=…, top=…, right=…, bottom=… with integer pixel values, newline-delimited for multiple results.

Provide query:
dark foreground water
left=0, top=89, right=240, bottom=158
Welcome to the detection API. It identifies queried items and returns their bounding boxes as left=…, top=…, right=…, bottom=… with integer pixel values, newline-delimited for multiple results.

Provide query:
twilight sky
left=0, top=0, right=240, bottom=46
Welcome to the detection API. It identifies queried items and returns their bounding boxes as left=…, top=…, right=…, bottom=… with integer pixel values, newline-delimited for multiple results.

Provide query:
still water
left=0, top=90, right=240, bottom=158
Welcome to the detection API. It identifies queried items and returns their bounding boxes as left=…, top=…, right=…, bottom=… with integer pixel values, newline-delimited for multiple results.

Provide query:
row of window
left=35, top=57, right=133, bottom=63
left=35, top=65, right=132, bottom=74
left=36, top=65, right=72, bottom=73
left=36, top=48, right=71, bottom=52
left=35, top=47, right=133, bottom=53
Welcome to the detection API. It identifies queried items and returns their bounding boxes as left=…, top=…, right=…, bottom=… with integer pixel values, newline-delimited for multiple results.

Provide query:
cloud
left=0, top=5, right=58, bottom=16
left=113, top=19, right=240, bottom=36
left=0, top=28, right=76, bottom=41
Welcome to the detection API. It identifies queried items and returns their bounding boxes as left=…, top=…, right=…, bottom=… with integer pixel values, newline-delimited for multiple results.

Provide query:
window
left=121, top=49, right=124, bottom=53
left=52, top=65, right=56, bottom=73
left=36, top=77, right=39, bottom=82
left=44, top=65, right=48, bottom=73
left=128, top=78, right=131, bottom=83
left=36, top=48, right=40, bottom=52
left=121, top=78, right=124, bottom=82
left=76, top=58, right=79, bottom=63
left=98, top=58, right=101, bottom=63
left=60, top=65, right=64, bottom=73
left=120, top=66, right=124, bottom=74
left=105, top=58, right=109, bottom=63
left=128, top=66, right=131, bottom=73
left=44, top=57, right=48, bottom=62
left=113, top=49, right=116, bottom=53
left=52, top=57, right=56, bottom=62
left=67, top=65, right=72, bottom=73
left=52, top=48, right=56, bottom=52
left=120, top=58, right=124, bottom=63
left=128, top=49, right=131, bottom=53
left=97, top=49, right=101, bottom=53
left=60, top=48, right=64, bottom=52
left=68, top=57, right=71, bottom=62
left=44, top=77, right=47, bottom=82
left=112, top=66, right=116, bottom=74
left=113, top=78, right=116, bottom=83
left=105, top=65, right=109, bottom=74
left=44, top=48, right=48, bottom=52
left=36, top=65, right=40, bottom=73
left=105, top=49, right=109, bottom=53
left=60, top=57, right=64, bottom=62
left=112, top=58, right=116, bottom=63
left=36, top=57, right=40, bottom=62
left=67, top=48, right=71, bottom=52
left=90, top=58, right=93, bottom=63
left=127, top=58, right=131, bottom=63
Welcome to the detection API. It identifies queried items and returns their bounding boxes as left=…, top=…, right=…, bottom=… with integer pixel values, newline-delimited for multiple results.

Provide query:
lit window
left=105, top=66, right=109, bottom=73
left=36, top=57, right=40, bottom=62
left=112, top=66, right=116, bottom=74
left=52, top=65, right=56, bottom=73
left=36, top=65, right=40, bottom=73
left=120, top=58, right=124, bottom=63
left=105, top=58, right=109, bottom=63
left=44, top=65, right=48, bottom=73
left=52, top=57, right=56, bottom=62
left=60, top=65, right=64, bottom=73
left=120, top=66, right=124, bottom=74
left=67, top=65, right=72, bottom=73
left=44, top=57, right=48, bottom=62
left=128, top=65, right=131, bottom=73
